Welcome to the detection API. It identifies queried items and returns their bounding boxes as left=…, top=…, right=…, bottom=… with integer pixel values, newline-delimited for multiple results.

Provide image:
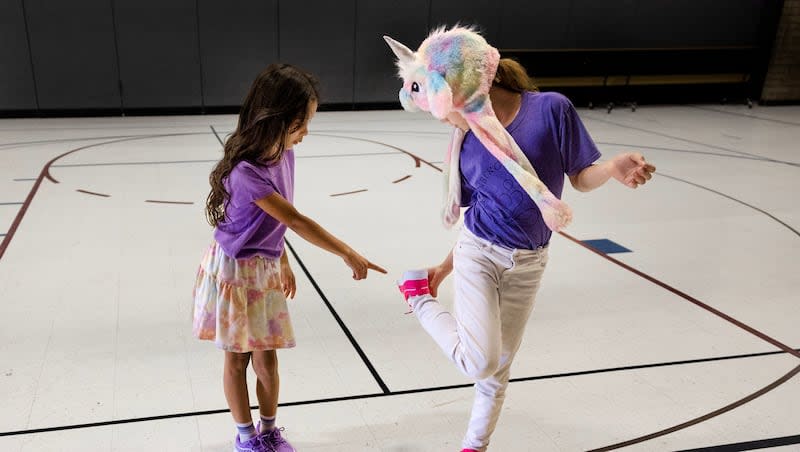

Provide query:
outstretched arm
left=570, top=152, right=656, bottom=192
left=254, top=193, right=386, bottom=279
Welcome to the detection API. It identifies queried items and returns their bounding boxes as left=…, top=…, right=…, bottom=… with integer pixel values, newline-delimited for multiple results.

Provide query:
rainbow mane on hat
left=384, top=26, right=572, bottom=231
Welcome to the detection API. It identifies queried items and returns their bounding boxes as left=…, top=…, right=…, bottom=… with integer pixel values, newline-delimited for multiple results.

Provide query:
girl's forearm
left=287, top=215, right=352, bottom=259
left=572, top=161, right=613, bottom=192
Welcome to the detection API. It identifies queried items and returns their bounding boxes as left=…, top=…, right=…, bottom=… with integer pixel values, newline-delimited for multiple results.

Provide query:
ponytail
left=493, top=58, right=537, bottom=93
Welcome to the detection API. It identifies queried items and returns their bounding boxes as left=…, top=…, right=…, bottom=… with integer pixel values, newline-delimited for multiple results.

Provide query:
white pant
left=411, top=228, right=548, bottom=451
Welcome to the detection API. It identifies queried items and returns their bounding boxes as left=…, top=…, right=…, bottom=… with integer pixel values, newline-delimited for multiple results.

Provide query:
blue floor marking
left=582, top=239, right=632, bottom=254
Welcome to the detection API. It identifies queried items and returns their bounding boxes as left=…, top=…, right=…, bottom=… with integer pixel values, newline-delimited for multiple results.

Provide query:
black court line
left=566, top=226, right=800, bottom=451
left=296, top=151, right=398, bottom=159
left=46, top=152, right=401, bottom=169
left=210, top=124, right=224, bottom=145
left=209, top=126, right=390, bottom=394
left=216, top=128, right=440, bottom=168
left=268, top=116, right=433, bottom=126
left=311, top=129, right=449, bottom=136
left=311, top=133, right=436, bottom=170
left=0, top=134, right=143, bottom=150
left=52, top=159, right=218, bottom=168
left=675, top=433, right=800, bottom=451
left=0, top=135, right=132, bottom=149
left=283, top=134, right=799, bottom=354
left=0, top=133, right=210, bottom=262
left=284, top=238, right=389, bottom=393
left=1, top=348, right=795, bottom=438
left=413, top=133, right=799, bottom=356
left=584, top=113, right=800, bottom=168
left=43, top=133, right=209, bottom=185
left=689, top=105, right=800, bottom=127
left=156, top=132, right=800, bottom=448
left=403, top=136, right=800, bottom=449
left=589, top=363, right=800, bottom=451
left=13, top=178, right=37, bottom=181
left=565, top=229, right=799, bottom=359
left=0, top=202, right=24, bottom=206
left=2, top=127, right=796, bottom=444
left=0, top=124, right=218, bottom=132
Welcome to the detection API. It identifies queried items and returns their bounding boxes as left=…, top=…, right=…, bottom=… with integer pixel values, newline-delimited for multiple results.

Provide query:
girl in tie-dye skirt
left=192, top=241, right=295, bottom=352
left=194, top=63, right=386, bottom=452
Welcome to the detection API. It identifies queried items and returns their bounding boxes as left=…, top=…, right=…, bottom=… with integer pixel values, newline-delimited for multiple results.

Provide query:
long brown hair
left=493, top=58, right=538, bottom=93
left=205, top=63, right=319, bottom=227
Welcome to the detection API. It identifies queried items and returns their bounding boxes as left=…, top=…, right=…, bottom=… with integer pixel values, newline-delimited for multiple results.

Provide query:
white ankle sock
left=236, top=421, right=257, bottom=441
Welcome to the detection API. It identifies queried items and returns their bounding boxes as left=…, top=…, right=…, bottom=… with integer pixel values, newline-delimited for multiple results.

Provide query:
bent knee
left=464, top=354, right=500, bottom=380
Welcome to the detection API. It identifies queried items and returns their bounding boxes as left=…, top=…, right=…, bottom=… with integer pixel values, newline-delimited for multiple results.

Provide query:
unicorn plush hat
left=384, top=27, right=572, bottom=231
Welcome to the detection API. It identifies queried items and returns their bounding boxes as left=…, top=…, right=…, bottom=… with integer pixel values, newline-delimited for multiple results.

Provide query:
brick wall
left=761, top=0, right=800, bottom=103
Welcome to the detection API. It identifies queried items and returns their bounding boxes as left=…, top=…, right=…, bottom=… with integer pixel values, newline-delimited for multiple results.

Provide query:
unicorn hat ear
left=383, top=35, right=415, bottom=64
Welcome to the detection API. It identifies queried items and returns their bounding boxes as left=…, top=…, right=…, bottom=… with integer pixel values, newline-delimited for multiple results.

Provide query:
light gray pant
left=411, top=228, right=548, bottom=451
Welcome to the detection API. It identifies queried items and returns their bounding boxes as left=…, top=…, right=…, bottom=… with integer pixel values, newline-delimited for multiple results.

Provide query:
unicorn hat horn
left=384, top=26, right=572, bottom=231
left=384, top=35, right=414, bottom=63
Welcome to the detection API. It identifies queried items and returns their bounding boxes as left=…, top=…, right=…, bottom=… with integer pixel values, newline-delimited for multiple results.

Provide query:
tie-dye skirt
left=192, top=241, right=295, bottom=352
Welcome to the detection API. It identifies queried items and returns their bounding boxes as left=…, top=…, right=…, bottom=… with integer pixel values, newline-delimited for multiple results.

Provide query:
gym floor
left=1, top=104, right=798, bottom=451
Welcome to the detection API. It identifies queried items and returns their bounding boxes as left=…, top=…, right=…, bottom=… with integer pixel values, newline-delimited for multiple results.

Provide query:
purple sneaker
left=234, top=434, right=267, bottom=452
left=261, top=427, right=296, bottom=452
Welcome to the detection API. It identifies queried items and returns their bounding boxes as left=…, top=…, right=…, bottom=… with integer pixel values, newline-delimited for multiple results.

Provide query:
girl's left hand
left=611, top=152, right=656, bottom=188
left=281, top=261, right=296, bottom=299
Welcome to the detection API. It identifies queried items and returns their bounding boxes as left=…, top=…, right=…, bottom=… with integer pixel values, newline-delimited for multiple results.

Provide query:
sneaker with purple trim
left=234, top=434, right=267, bottom=452
left=261, top=426, right=296, bottom=452
left=397, top=269, right=430, bottom=312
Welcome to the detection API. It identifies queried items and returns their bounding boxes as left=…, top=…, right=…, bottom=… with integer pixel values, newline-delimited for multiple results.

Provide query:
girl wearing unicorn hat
left=385, top=27, right=655, bottom=452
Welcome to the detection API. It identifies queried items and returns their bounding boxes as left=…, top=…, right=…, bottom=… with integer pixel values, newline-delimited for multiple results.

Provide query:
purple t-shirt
left=460, top=91, right=601, bottom=249
left=214, top=151, right=295, bottom=259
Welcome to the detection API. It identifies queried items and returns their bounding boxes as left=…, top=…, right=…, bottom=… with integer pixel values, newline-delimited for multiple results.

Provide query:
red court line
left=330, top=189, right=368, bottom=197
left=589, top=363, right=800, bottom=451
left=76, top=189, right=110, bottom=198
left=559, top=232, right=800, bottom=450
left=311, top=133, right=432, bottom=169
left=392, top=175, right=412, bottom=184
left=145, top=200, right=194, bottom=205
left=1, top=133, right=205, bottom=262
left=402, top=138, right=796, bottom=356
left=0, top=172, right=45, bottom=261
left=3, top=130, right=796, bottom=450
left=400, top=142, right=800, bottom=448
left=560, top=231, right=800, bottom=359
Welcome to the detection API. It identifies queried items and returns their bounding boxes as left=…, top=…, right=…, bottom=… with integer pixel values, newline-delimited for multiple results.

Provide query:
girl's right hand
left=344, top=250, right=387, bottom=280
left=427, top=265, right=452, bottom=297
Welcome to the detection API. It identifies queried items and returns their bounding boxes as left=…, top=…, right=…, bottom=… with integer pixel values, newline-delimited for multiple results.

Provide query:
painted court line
left=144, top=200, right=194, bottom=205
left=1, top=348, right=795, bottom=438
left=675, top=433, right=800, bottom=451
left=330, top=189, right=368, bottom=197
left=76, top=189, right=110, bottom=198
